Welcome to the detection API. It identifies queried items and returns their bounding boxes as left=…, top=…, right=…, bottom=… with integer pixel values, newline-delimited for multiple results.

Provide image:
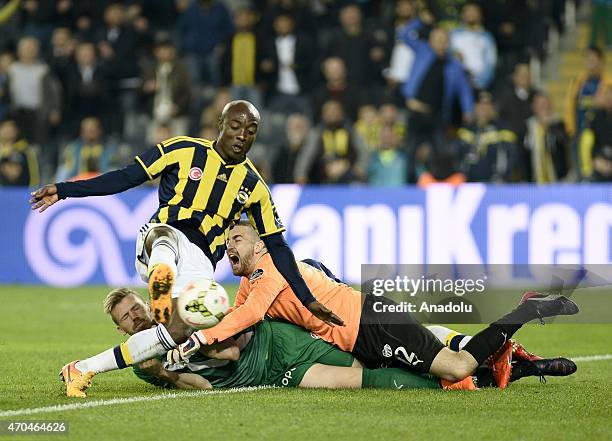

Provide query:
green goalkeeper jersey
left=133, top=320, right=354, bottom=389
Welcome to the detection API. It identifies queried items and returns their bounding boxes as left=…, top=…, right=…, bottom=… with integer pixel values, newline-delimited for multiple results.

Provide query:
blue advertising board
left=1, top=184, right=611, bottom=285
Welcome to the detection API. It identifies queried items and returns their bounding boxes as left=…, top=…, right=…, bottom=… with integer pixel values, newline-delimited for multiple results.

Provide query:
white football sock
left=427, top=325, right=472, bottom=351
left=75, top=325, right=177, bottom=374
left=75, top=348, right=118, bottom=374
left=148, top=236, right=178, bottom=277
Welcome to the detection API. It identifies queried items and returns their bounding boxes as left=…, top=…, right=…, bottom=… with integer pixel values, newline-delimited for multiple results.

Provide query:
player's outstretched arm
left=138, top=358, right=212, bottom=390
left=262, top=233, right=345, bottom=326
left=29, top=163, right=149, bottom=212
left=172, top=373, right=213, bottom=390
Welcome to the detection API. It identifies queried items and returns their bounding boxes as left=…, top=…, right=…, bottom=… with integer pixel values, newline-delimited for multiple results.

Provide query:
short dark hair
left=587, top=45, right=604, bottom=59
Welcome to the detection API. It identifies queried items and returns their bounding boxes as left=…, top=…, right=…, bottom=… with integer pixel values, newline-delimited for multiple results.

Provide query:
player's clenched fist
left=167, top=331, right=207, bottom=364
left=30, top=184, right=59, bottom=213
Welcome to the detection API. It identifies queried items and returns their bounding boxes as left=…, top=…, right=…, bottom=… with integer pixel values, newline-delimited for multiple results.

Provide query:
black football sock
left=462, top=302, right=538, bottom=365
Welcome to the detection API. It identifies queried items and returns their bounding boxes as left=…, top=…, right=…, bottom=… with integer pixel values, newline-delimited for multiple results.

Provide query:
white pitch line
left=571, top=354, right=612, bottom=362
left=2, top=354, right=612, bottom=417
left=0, top=386, right=274, bottom=418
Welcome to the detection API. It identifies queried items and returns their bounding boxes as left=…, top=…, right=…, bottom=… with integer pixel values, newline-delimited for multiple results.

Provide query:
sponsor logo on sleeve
left=249, top=268, right=264, bottom=281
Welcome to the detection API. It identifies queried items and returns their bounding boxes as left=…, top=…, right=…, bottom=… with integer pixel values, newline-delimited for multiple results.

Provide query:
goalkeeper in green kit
left=105, top=288, right=437, bottom=390
left=104, top=288, right=573, bottom=392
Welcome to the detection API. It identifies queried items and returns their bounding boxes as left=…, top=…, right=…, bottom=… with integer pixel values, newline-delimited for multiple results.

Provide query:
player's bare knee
left=446, top=357, right=475, bottom=382
left=431, top=349, right=476, bottom=382
left=144, top=226, right=178, bottom=256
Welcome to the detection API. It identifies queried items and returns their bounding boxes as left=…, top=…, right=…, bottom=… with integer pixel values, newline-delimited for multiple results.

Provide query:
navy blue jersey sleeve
left=56, top=162, right=148, bottom=199
left=262, top=233, right=317, bottom=306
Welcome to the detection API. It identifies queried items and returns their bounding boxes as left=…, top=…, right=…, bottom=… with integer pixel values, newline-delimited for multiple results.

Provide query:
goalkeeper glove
left=167, top=331, right=207, bottom=364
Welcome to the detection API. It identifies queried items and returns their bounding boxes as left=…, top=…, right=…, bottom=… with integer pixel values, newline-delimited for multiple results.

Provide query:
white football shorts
left=135, top=223, right=214, bottom=299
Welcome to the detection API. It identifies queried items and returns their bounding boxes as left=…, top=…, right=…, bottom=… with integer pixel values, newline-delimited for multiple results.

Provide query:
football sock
left=462, top=302, right=537, bottom=365
left=75, top=325, right=176, bottom=374
left=427, top=325, right=472, bottom=351
left=361, top=368, right=440, bottom=389
left=148, top=236, right=178, bottom=277
left=75, top=348, right=119, bottom=374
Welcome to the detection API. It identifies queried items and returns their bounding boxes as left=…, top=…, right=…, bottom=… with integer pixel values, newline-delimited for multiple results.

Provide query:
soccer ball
left=177, top=279, right=230, bottom=329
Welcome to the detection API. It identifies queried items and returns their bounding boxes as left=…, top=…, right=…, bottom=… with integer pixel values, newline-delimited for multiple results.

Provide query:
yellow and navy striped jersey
left=135, top=136, right=284, bottom=266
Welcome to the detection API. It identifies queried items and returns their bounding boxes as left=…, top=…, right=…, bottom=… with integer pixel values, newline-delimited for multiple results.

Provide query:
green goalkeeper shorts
left=264, top=320, right=354, bottom=388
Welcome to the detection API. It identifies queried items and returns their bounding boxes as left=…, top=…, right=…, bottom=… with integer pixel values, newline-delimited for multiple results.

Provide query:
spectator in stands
left=588, top=145, right=612, bottom=182
left=368, top=125, right=407, bottom=186
left=151, top=123, right=172, bottom=146
left=590, top=0, right=612, bottom=49
left=260, top=12, right=314, bottom=116
left=8, top=36, right=61, bottom=146
left=64, top=41, right=110, bottom=136
left=457, top=91, right=518, bottom=182
left=0, top=50, right=14, bottom=122
left=324, top=3, right=387, bottom=90
left=579, top=84, right=612, bottom=178
left=480, top=0, right=530, bottom=87
left=294, top=100, right=368, bottom=184
left=73, top=12, right=97, bottom=42
left=142, top=35, right=191, bottom=140
left=449, top=2, right=497, bottom=90
left=177, top=0, right=233, bottom=89
left=96, top=3, right=139, bottom=80
left=379, top=102, right=407, bottom=143
left=417, top=150, right=466, bottom=188
left=272, top=113, right=310, bottom=184
left=19, top=0, right=57, bottom=50
left=524, top=93, right=571, bottom=183
left=96, top=2, right=142, bottom=137
left=199, top=88, right=231, bottom=139
left=220, top=7, right=262, bottom=108
left=385, top=0, right=422, bottom=103
left=498, top=63, right=538, bottom=145
left=398, top=20, right=474, bottom=182
left=56, top=117, right=114, bottom=181
left=47, top=27, right=75, bottom=82
left=564, top=46, right=611, bottom=139
left=354, top=104, right=381, bottom=151
left=68, top=155, right=102, bottom=181
left=0, top=119, right=39, bottom=187
left=258, top=0, right=317, bottom=37
left=354, top=102, right=407, bottom=153
left=312, top=57, right=362, bottom=122
left=425, top=0, right=466, bottom=27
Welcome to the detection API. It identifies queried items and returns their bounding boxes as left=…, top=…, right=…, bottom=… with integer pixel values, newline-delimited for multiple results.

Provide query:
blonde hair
left=103, top=288, right=145, bottom=321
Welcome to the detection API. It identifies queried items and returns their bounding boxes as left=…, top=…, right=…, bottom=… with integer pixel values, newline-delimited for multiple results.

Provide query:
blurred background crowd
left=0, top=0, right=610, bottom=188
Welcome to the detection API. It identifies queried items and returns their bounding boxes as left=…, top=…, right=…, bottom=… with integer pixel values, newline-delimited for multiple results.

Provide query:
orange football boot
left=148, top=263, right=174, bottom=324
left=59, top=361, right=95, bottom=398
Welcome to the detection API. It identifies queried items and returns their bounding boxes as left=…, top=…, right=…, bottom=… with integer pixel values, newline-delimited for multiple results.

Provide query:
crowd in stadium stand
left=0, top=0, right=610, bottom=188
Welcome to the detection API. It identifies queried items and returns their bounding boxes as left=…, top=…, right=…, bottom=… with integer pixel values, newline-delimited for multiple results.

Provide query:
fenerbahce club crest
left=236, top=190, right=249, bottom=205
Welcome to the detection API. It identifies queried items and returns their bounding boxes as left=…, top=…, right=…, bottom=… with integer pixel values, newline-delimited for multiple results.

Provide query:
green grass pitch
left=0, top=286, right=610, bottom=441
